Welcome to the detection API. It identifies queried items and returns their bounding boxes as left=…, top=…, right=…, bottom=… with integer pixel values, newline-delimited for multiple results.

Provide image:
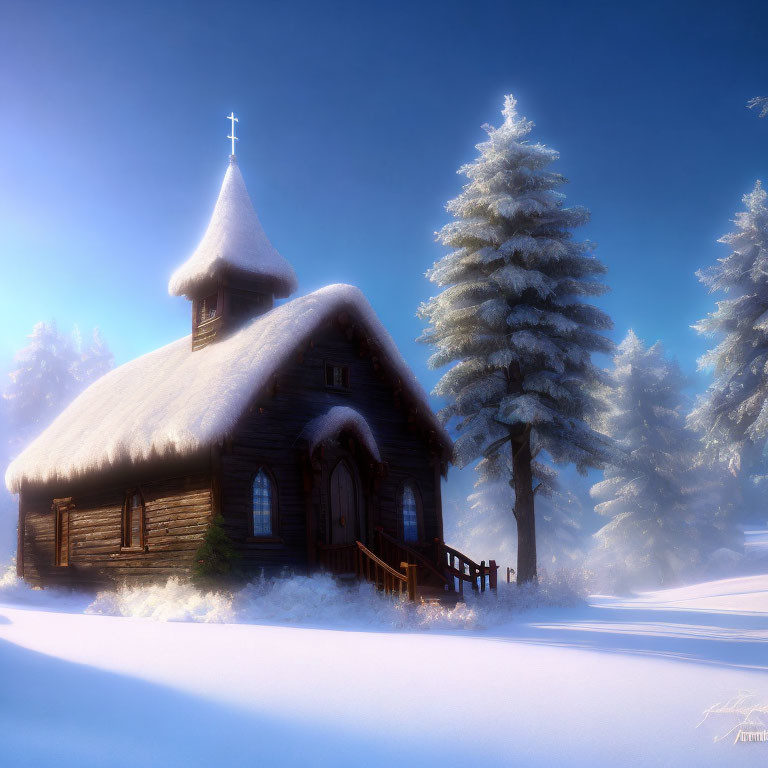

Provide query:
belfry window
left=198, top=293, right=218, bottom=323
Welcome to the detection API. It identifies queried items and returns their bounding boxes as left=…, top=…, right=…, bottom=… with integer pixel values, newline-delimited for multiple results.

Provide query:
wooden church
left=6, top=126, right=496, bottom=597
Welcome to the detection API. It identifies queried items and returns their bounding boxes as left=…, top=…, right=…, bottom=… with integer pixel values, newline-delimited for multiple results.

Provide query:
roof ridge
left=6, top=284, right=450, bottom=492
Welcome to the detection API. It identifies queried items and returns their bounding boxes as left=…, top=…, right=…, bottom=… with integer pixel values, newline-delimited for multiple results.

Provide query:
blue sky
left=1, top=0, right=767, bottom=513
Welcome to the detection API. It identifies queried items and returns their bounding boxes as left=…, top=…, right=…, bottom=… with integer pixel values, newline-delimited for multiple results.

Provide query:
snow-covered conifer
left=419, top=95, right=614, bottom=582
left=3, top=322, right=113, bottom=448
left=591, top=331, right=737, bottom=588
left=689, top=181, right=768, bottom=477
left=747, top=97, right=768, bottom=118
left=73, top=327, right=114, bottom=386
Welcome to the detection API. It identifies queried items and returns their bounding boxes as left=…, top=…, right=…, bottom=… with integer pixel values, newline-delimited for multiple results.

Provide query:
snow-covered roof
left=5, top=284, right=450, bottom=492
left=168, top=157, right=298, bottom=298
left=302, top=406, right=381, bottom=462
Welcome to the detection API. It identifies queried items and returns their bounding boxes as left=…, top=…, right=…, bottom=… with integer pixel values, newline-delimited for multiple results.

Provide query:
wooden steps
left=319, top=536, right=497, bottom=605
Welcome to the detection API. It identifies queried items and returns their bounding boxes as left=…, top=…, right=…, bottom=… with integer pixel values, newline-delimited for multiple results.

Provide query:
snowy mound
left=168, top=157, right=297, bottom=298
left=84, top=575, right=480, bottom=629
left=596, top=573, right=768, bottom=615
left=5, top=284, right=450, bottom=491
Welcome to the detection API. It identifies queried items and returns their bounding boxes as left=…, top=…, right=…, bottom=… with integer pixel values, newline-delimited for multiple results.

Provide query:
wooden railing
left=316, top=536, right=495, bottom=602
left=438, top=542, right=498, bottom=596
left=373, top=527, right=450, bottom=589
left=317, top=540, right=417, bottom=601
left=354, top=541, right=417, bottom=601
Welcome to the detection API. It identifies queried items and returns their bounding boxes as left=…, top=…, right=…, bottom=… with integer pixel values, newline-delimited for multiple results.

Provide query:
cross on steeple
left=227, top=112, right=239, bottom=156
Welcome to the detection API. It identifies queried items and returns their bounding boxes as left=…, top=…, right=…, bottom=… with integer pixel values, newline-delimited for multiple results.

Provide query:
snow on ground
left=1, top=569, right=767, bottom=767
left=593, top=573, right=768, bottom=615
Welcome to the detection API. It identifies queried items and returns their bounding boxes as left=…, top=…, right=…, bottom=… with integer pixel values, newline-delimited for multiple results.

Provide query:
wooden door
left=329, top=461, right=357, bottom=545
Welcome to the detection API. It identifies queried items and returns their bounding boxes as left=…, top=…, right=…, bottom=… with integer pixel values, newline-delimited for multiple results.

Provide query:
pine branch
left=747, top=96, right=768, bottom=118
left=483, top=433, right=512, bottom=459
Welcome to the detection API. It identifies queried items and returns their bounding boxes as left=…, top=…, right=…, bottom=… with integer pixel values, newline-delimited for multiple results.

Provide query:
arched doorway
left=329, top=459, right=358, bottom=545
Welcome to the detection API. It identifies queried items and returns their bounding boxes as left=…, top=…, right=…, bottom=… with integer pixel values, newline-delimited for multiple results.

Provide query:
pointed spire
left=169, top=157, right=297, bottom=298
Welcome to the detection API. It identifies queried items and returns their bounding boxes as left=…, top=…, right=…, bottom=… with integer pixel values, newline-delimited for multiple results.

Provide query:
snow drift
left=85, top=573, right=583, bottom=629
left=0, top=561, right=583, bottom=630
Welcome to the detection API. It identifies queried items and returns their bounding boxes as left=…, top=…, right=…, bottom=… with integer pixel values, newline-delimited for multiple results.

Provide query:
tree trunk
left=512, top=428, right=537, bottom=583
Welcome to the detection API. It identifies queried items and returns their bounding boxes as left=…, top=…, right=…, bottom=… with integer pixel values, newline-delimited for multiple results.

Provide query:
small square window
left=325, top=363, right=350, bottom=389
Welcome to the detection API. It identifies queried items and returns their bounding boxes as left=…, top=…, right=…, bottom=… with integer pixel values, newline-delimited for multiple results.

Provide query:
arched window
left=252, top=469, right=275, bottom=537
left=402, top=482, right=419, bottom=543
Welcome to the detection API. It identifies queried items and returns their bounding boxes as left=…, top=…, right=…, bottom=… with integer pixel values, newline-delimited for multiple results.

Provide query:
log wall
left=18, top=307, right=448, bottom=586
left=19, top=469, right=212, bottom=588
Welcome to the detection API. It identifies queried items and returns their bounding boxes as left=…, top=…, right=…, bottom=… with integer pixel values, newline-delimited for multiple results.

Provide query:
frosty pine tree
left=690, top=181, right=768, bottom=480
left=419, top=95, right=613, bottom=583
left=590, top=332, right=735, bottom=588
left=3, top=322, right=113, bottom=449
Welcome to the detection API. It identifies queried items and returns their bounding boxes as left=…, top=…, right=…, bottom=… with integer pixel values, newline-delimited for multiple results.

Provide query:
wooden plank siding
left=18, top=309, right=447, bottom=587
left=20, top=470, right=213, bottom=588
left=219, top=314, right=444, bottom=574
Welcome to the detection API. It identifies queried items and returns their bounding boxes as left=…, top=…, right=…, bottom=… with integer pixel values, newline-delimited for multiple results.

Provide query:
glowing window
left=402, top=483, right=419, bottom=543
left=252, top=469, right=273, bottom=536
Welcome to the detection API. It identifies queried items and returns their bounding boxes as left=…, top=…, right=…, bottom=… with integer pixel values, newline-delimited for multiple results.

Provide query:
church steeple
left=169, top=117, right=297, bottom=350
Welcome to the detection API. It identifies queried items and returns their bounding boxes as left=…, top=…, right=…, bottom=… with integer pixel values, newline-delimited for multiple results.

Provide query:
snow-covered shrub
left=84, top=571, right=585, bottom=630
left=87, top=577, right=236, bottom=623
left=192, top=514, right=239, bottom=581
left=0, top=559, right=589, bottom=630
left=86, top=573, right=477, bottom=629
